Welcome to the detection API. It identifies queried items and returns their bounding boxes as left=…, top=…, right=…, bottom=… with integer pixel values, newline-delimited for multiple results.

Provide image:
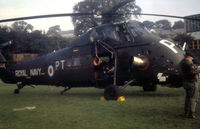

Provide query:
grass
left=0, top=81, right=200, bottom=129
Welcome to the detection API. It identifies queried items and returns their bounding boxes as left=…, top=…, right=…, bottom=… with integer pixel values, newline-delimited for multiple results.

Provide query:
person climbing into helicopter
left=93, top=56, right=104, bottom=80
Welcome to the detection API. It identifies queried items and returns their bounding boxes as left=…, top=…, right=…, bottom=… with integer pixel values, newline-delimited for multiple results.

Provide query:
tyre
left=104, top=85, right=120, bottom=100
left=143, top=84, right=157, bottom=92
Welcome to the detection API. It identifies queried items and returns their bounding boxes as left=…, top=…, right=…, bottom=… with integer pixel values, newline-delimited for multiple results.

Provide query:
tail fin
left=0, top=52, right=7, bottom=67
left=0, top=41, right=15, bottom=83
left=0, top=52, right=9, bottom=83
left=0, top=40, right=12, bottom=67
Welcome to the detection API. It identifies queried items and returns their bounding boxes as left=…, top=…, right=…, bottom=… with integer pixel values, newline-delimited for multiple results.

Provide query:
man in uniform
left=181, top=52, right=200, bottom=119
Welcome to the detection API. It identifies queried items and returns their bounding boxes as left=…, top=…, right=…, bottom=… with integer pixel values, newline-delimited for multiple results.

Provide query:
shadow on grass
left=1, top=86, right=182, bottom=100
left=63, top=91, right=103, bottom=98
left=125, top=92, right=181, bottom=97
left=123, top=91, right=182, bottom=98
left=2, top=88, right=104, bottom=100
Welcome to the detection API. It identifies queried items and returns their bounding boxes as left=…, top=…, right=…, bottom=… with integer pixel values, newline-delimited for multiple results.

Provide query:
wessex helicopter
left=0, top=0, right=198, bottom=100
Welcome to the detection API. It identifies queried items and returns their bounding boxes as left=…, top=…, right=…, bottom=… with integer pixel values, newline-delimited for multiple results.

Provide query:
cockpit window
left=127, top=22, right=157, bottom=44
left=115, top=24, right=133, bottom=43
left=129, top=22, right=153, bottom=37
left=129, top=25, right=149, bottom=37
left=102, top=26, right=120, bottom=42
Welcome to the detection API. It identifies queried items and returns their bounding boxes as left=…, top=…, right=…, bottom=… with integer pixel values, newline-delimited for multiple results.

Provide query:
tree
left=143, top=20, right=154, bottom=29
left=173, top=33, right=194, bottom=46
left=11, top=21, right=33, bottom=32
left=0, top=26, right=11, bottom=44
left=72, top=0, right=141, bottom=36
left=172, top=20, right=184, bottom=29
left=47, top=25, right=61, bottom=37
left=155, top=20, right=171, bottom=30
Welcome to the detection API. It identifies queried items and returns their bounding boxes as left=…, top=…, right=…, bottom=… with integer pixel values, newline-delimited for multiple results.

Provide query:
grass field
left=0, top=82, right=200, bottom=129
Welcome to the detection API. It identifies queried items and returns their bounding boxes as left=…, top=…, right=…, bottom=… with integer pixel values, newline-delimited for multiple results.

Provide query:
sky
left=0, top=0, right=199, bottom=31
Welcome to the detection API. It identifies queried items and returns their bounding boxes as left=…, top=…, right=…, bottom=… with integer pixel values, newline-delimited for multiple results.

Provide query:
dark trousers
left=183, top=82, right=199, bottom=113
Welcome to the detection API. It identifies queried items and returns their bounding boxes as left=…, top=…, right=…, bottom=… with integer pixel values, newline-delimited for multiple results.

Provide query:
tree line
left=142, top=20, right=184, bottom=30
left=142, top=20, right=193, bottom=46
left=0, top=21, right=73, bottom=60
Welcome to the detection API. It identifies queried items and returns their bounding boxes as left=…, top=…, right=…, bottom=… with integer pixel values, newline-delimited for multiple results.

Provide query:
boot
left=189, top=112, right=197, bottom=119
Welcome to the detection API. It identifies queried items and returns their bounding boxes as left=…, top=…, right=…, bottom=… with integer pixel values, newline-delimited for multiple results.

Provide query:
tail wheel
left=13, top=83, right=25, bottom=94
left=143, top=83, right=157, bottom=92
left=104, top=85, right=120, bottom=100
left=14, top=89, right=20, bottom=94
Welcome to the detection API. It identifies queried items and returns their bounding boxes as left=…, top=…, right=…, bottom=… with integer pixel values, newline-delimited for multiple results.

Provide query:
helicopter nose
left=132, top=55, right=150, bottom=71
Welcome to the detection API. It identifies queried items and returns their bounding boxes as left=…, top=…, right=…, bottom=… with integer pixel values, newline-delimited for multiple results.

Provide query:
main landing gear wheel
left=104, top=85, right=120, bottom=100
left=142, top=83, right=157, bottom=92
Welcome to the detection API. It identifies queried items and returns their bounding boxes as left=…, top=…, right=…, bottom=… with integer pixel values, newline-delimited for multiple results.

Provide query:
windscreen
left=128, top=21, right=160, bottom=44
left=102, top=26, right=120, bottom=42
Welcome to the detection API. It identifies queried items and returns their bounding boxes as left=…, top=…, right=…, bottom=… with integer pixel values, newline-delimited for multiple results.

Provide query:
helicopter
left=0, top=0, right=198, bottom=100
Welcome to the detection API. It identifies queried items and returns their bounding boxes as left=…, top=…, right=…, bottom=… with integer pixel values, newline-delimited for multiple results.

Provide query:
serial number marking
left=30, top=68, right=41, bottom=76
left=15, top=70, right=28, bottom=77
left=15, top=68, right=42, bottom=77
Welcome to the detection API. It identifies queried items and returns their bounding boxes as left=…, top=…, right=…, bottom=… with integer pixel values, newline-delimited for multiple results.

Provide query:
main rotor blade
left=0, top=13, right=93, bottom=23
left=0, top=13, right=199, bottom=23
left=139, top=13, right=200, bottom=21
left=102, top=13, right=200, bottom=21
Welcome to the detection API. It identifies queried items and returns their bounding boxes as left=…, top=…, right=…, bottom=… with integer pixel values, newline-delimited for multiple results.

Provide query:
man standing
left=181, top=52, right=199, bottom=119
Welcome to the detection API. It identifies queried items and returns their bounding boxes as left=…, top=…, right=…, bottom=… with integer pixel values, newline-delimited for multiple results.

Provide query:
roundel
left=48, top=65, right=54, bottom=77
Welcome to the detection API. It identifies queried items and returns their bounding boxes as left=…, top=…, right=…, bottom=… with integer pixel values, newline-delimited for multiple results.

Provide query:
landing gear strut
left=14, top=83, right=25, bottom=94
left=60, top=87, right=71, bottom=95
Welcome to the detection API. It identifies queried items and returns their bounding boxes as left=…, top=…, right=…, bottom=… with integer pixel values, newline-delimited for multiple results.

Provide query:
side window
left=66, top=58, right=72, bottom=68
left=73, top=57, right=81, bottom=66
left=117, top=25, right=133, bottom=43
